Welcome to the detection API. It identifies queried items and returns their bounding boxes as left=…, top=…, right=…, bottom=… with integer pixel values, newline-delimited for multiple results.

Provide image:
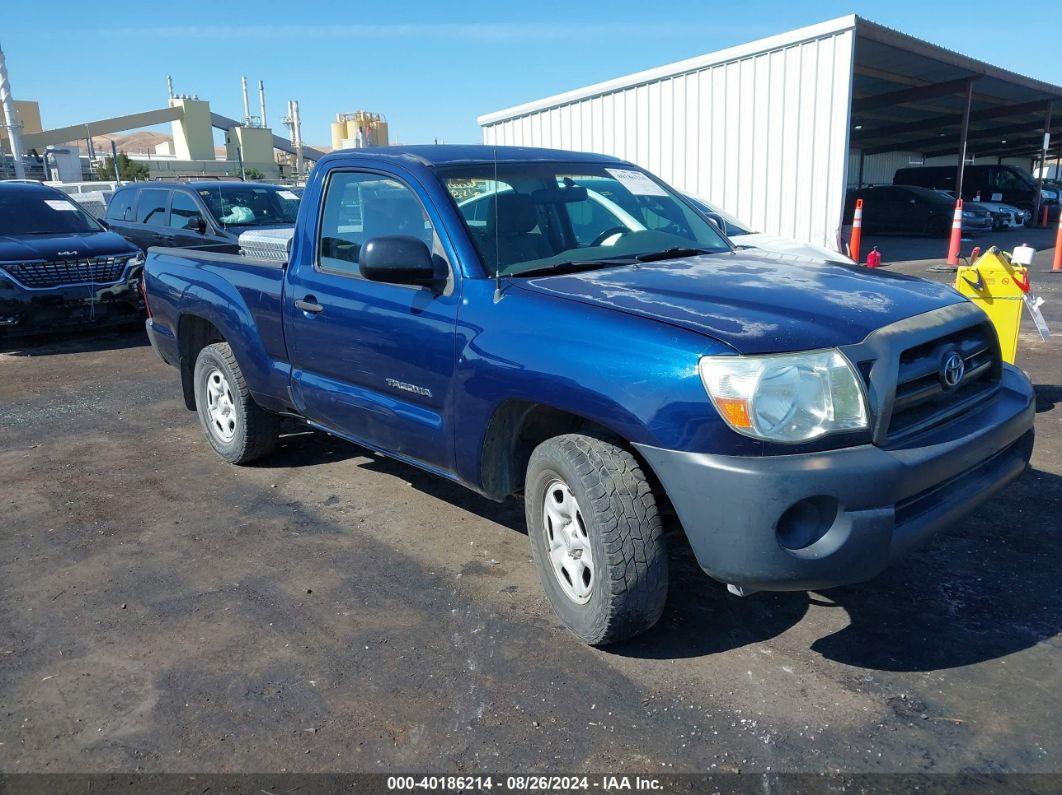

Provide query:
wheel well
left=479, top=401, right=664, bottom=504
left=177, top=314, right=225, bottom=410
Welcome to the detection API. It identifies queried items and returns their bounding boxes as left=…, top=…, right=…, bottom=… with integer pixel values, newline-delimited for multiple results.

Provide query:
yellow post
left=954, top=247, right=1028, bottom=364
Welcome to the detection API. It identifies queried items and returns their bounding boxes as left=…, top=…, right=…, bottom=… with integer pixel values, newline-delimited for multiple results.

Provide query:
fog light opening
left=776, top=496, right=840, bottom=551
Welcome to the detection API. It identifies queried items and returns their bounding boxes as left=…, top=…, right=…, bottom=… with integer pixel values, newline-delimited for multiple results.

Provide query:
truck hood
left=0, top=231, right=138, bottom=262
left=516, top=251, right=966, bottom=354
left=732, top=232, right=855, bottom=265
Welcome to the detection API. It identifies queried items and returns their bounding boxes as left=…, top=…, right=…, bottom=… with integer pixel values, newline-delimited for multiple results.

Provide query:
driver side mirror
left=706, top=213, right=727, bottom=235
left=192, top=215, right=208, bottom=235
left=360, top=236, right=438, bottom=288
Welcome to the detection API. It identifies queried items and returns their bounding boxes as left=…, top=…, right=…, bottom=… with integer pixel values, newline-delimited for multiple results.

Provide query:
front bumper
left=0, top=272, right=144, bottom=336
left=635, top=364, right=1035, bottom=592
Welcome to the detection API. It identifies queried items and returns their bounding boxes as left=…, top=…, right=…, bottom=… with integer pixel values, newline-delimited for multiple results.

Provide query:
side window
left=136, top=189, right=169, bottom=226
left=318, top=171, right=434, bottom=277
left=106, top=190, right=134, bottom=221
left=169, top=192, right=204, bottom=230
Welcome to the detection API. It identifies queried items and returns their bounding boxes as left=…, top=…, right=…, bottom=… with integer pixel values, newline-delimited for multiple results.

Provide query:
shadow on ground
left=1034, top=384, right=1060, bottom=413
left=254, top=425, right=1061, bottom=672
left=0, top=326, right=148, bottom=357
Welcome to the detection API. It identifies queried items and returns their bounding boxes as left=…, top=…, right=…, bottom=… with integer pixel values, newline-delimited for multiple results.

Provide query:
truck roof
left=325, top=144, right=624, bottom=167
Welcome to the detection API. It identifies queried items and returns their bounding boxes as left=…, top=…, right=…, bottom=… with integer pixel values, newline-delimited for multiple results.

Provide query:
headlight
left=961, top=211, right=977, bottom=220
left=699, top=350, right=869, bottom=443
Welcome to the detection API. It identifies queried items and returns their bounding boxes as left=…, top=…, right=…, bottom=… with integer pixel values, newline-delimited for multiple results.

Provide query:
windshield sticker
left=277, top=190, right=299, bottom=201
left=45, top=199, right=78, bottom=211
left=606, top=168, right=668, bottom=197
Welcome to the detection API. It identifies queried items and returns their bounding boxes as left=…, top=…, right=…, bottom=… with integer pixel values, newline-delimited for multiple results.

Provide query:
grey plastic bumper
left=635, top=364, right=1035, bottom=592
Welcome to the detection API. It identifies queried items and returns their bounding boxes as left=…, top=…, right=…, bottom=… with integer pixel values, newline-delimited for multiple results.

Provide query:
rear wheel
left=525, top=434, right=668, bottom=645
left=193, top=342, right=278, bottom=464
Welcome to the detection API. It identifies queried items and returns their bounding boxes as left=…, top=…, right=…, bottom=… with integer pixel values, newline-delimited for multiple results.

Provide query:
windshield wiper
left=635, top=246, right=716, bottom=262
left=511, top=258, right=636, bottom=278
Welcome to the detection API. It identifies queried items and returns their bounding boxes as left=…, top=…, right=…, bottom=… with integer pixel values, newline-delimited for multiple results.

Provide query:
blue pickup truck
left=143, top=145, right=1035, bottom=645
left=0, top=182, right=144, bottom=335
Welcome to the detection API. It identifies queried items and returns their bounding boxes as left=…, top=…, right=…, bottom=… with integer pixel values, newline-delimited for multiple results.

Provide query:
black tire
left=193, top=342, right=278, bottom=464
left=525, top=434, right=668, bottom=645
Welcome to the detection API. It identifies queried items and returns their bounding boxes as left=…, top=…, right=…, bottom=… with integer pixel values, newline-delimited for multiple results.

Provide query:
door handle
left=295, top=297, right=324, bottom=314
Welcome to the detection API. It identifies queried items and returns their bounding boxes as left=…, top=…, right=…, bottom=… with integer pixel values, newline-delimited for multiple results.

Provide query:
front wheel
left=193, top=342, right=278, bottom=464
left=525, top=434, right=668, bottom=645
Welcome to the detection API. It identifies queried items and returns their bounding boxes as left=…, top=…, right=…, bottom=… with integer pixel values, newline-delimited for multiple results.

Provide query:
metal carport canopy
left=477, top=15, right=1062, bottom=252
left=850, top=19, right=1062, bottom=163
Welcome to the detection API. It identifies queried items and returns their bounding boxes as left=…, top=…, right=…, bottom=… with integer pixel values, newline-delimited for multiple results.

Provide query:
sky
left=3, top=0, right=1060, bottom=149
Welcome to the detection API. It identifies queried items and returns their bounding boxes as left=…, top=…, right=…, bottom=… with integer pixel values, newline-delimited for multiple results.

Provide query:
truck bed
left=147, top=242, right=287, bottom=269
left=143, top=243, right=290, bottom=400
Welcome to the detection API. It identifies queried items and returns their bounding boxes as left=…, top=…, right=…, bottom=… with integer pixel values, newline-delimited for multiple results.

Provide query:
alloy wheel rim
left=204, top=368, right=238, bottom=442
left=542, top=478, right=595, bottom=604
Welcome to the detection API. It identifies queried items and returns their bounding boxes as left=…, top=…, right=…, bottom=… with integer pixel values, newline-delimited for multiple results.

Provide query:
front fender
left=452, top=280, right=751, bottom=490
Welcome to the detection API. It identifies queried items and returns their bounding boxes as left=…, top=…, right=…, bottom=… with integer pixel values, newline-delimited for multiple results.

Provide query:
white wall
left=480, top=19, right=857, bottom=251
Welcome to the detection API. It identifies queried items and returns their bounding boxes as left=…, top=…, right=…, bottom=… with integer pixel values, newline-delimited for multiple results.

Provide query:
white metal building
left=478, top=15, right=1062, bottom=252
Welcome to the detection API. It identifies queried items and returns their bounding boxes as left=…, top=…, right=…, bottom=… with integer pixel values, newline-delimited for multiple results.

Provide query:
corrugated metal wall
left=481, top=28, right=856, bottom=251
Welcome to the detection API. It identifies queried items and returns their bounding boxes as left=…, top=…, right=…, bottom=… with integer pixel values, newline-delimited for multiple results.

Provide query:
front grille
left=0, top=256, right=130, bottom=289
left=886, top=323, right=1000, bottom=440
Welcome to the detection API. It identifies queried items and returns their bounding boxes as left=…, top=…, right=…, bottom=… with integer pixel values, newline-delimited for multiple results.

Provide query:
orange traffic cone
left=946, top=199, right=964, bottom=267
left=1052, top=213, right=1062, bottom=273
left=850, top=199, right=864, bottom=263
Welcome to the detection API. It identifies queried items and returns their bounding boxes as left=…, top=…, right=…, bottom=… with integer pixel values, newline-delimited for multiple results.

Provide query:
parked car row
left=894, top=164, right=1058, bottom=216
left=0, top=170, right=861, bottom=337
left=0, top=180, right=303, bottom=337
left=1, top=163, right=1049, bottom=338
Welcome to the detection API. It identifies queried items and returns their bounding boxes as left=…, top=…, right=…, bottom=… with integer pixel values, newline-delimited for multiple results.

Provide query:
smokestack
left=292, top=99, right=303, bottom=179
left=258, top=80, right=267, bottom=129
left=241, top=75, right=251, bottom=125
left=166, top=75, right=174, bottom=100
left=0, top=43, right=25, bottom=180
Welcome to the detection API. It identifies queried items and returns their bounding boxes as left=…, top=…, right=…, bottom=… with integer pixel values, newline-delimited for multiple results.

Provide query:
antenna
left=166, top=75, right=174, bottom=100
left=492, top=143, right=503, bottom=303
left=258, top=80, right=267, bottom=128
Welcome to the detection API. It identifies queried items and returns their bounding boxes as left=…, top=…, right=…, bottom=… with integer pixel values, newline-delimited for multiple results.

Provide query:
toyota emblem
left=940, top=351, right=965, bottom=389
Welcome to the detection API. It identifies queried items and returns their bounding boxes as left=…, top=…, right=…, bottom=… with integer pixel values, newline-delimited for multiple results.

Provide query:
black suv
left=105, top=182, right=301, bottom=251
left=0, top=182, right=143, bottom=335
left=893, top=165, right=1055, bottom=215
left=844, top=185, right=993, bottom=236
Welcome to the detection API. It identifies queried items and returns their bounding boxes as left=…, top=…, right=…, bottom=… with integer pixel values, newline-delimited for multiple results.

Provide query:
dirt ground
left=0, top=249, right=1059, bottom=777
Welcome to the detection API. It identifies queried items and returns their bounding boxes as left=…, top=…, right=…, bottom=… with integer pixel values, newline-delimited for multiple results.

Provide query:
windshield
left=196, top=185, right=300, bottom=228
left=0, top=190, right=102, bottom=236
left=438, top=162, right=730, bottom=276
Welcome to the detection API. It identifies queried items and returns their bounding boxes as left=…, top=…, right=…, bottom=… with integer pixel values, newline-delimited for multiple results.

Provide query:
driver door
left=285, top=168, right=461, bottom=472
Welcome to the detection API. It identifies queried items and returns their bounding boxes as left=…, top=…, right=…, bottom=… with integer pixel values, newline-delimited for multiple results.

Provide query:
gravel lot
left=0, top=250, right=1059, bottom=776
